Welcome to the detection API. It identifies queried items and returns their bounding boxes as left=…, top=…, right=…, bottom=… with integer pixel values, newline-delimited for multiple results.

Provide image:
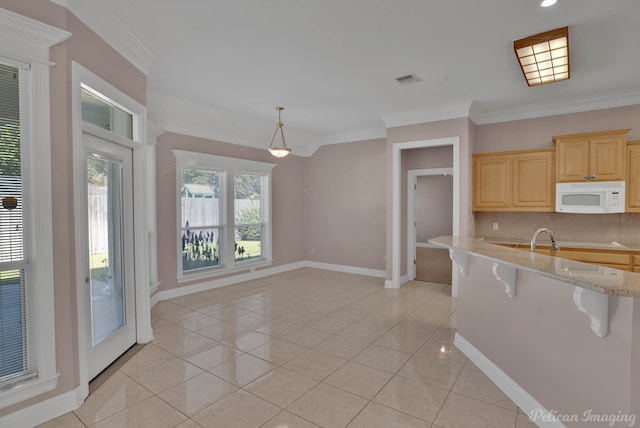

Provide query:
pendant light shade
left=268, top=107, right=292, bottom=158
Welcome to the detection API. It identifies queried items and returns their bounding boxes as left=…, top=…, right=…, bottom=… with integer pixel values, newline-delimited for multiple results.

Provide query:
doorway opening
left=389, top=136, right=465, bottom=295
left=408, top=168, right=454, bottom=283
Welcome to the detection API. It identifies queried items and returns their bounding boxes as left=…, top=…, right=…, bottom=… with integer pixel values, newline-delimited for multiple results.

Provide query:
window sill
left=0, top=373, right=59, bottom=409
left=177, top=259, right=273, bottom=284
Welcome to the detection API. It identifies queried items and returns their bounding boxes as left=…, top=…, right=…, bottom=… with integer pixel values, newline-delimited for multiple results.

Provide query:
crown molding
left=473, top=87, right=640, bottom=125
left=146, top=118, right=165, bottom=144
left=53, top=0, right=155, bottom=74
left=382, top=102, right=473, bottom=129
left=149, top=91, right=278, bottom=150
left=319, top=128, right=387, bottom=146
left=0, top=6, right=71, bottom=63
left=158, top=117, right=326, bottom=158
left=149, top=91, right=325, bottom=157
left=157, top=118, right=268, bottom=151
left=151, top=90, right=384, bottom=156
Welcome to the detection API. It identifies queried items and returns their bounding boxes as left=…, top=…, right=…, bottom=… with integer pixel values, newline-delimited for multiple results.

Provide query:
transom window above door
left=80, top=84, right=137, bottom=142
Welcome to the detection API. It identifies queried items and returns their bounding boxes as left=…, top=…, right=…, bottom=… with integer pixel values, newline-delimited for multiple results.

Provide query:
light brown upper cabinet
left=553, top=129, right=629, bottom=182
left=473, top=148, right=555, bottom=211
left=473, top=154, right=511, bottom=210
left=627, top=140, right=640, bottom=212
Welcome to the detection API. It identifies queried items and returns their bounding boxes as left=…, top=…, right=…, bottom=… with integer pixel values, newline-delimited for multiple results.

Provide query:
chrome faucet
left=530, top=228, right=560, bottom=252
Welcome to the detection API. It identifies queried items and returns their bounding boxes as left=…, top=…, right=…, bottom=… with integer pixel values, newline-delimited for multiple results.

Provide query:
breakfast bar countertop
left=429, top=236, right=640, bottom=297
left=478, top=236, right=640, bottom=252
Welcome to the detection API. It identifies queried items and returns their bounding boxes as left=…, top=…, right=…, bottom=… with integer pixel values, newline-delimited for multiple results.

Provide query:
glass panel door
left=84, top=132, right=135, bottom=380
left=87, top=155, right=125, bottom=345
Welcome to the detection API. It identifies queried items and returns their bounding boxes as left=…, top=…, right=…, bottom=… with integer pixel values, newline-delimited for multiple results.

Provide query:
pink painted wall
left=156, top=133, right=306, bottom=291
left=416, top=175, right=453, bottom=243
left=405, top=145, right=453, bottom=170
left=458, top=255, right=639, bottom=425
left=0, top=0, right=146, bottom=417
left=303, top=139, right=387, bottom=270
left=386, top=117, right=475, bottom=278
left=155, top=136, right=389, bottom=284
left=631, top=302, right=640, bottom=419
left=405, top=146, right=454, bottom=245
left=475, top=105, right=640, bottom=153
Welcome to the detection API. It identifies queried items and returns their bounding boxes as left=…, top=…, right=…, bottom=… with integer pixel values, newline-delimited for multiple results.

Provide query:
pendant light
left=268, top=107, right=292, bottom=158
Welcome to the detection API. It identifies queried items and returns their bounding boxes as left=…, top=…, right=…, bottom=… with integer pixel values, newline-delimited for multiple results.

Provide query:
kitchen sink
left=554, top=240, right=627, bottom=249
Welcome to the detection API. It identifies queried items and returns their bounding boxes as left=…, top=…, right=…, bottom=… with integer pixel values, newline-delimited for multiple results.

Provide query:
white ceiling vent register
left=395, top=74, right=422, bottom=85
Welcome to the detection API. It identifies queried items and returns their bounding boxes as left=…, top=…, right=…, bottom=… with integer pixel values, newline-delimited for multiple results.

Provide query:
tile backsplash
left=475, top=212, right=640, bottom=245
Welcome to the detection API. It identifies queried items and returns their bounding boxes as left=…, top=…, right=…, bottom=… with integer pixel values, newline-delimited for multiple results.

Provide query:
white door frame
left=407, top=167, right=454, bottom=280
left=386, top=136, right=461, bottom=293
left=71, top=62, right=152, bottom=400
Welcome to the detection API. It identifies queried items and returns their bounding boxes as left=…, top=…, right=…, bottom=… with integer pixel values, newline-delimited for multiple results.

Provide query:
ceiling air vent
left=395, top=74, right=422, bottom=85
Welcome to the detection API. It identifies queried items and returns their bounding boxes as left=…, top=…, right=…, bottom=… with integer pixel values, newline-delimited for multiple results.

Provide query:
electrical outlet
left=310, top=248, right=315, bottom=255
left=493, top=222, right=499, bottom=231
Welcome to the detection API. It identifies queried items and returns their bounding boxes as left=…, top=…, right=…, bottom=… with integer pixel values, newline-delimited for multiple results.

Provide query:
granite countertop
left=479, top=237, right=640, bottom=252
left=429, top=236, right=640, bottom=297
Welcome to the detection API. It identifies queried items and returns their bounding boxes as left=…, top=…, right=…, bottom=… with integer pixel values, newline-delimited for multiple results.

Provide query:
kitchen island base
left=434, top=239, right=640, bottom=428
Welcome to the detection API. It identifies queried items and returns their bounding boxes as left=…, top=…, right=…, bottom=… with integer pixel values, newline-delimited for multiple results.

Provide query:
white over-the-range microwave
left=556, top=181, right=625, bottom=213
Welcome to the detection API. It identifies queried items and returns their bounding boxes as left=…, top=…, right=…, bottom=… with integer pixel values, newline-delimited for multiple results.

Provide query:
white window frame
left=0, top=8, right=70, bottom=409
left=232, top=172, right=269, bottom=266
left=173, top=150, right=275, bottom=283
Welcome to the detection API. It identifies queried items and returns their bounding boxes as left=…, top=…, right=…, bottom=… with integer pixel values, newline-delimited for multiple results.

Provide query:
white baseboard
left=384, top=274, right=410, bottom=289
left=454, top=333, right=565, bottom=428
left=150, top=281, right=160, bottom=296
left=156, top=261, right=307, bottom=301
left=150, top=291, right=160, bottom=308
left=156, top=261, right=389, bottom=301
left=416, top=242, right=441, bottom=248
left=304, top=261, right=385, bottom=278
left=0, top=386, right=84, bottom=428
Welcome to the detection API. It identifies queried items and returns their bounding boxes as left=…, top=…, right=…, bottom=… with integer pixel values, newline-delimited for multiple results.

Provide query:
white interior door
left=83, top=132, right=136, bottom=380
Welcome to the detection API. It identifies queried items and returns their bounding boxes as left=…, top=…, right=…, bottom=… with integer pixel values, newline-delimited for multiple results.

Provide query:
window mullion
left=223, top=170, right=235, bottom=268
left=261, top=174, right=271, bottom=261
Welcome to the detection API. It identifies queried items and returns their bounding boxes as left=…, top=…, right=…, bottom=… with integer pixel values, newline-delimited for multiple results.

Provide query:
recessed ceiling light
left=540, top=0, right=557, bottom=7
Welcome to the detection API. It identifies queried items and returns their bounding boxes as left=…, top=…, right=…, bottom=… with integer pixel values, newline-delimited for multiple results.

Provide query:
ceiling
left=58, top=0, right=640, bottom=156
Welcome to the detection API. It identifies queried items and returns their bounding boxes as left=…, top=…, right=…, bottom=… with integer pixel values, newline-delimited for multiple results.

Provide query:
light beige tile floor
left=38, top=267, right=533, bottom=428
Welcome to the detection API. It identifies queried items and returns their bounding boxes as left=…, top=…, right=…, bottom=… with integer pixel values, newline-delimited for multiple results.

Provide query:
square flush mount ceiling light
left=514, top=26, right=569, bottom=86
